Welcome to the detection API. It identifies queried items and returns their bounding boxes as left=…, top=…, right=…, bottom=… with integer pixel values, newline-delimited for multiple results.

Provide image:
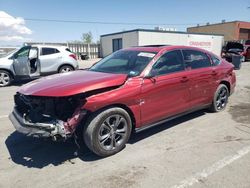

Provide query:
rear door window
left=151, top=50, right=185, bottom=76
left=41, top=48, right=60, bottom=56
left=182, top=50, right=212, bottom=69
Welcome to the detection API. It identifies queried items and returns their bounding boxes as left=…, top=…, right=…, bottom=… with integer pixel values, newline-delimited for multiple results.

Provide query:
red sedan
left=9, top=45, right=236, bottom=157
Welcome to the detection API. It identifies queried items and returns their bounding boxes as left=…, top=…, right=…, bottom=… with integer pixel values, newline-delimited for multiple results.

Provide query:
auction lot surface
left=0, top=60, right=250, bottom=188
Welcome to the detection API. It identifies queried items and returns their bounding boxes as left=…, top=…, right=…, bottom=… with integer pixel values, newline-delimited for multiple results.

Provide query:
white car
left=0, top=45, right=79, bottom=86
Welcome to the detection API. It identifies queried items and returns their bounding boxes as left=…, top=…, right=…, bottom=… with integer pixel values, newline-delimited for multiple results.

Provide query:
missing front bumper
left=9, top=107, right=86, bottom=139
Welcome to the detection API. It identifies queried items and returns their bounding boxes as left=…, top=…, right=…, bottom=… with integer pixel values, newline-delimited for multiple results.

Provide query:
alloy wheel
left=98, top=114, right=128, bottom=151
left=0, top=72, right=10, bottom=86
left=216, top=87, right=228, bottom=110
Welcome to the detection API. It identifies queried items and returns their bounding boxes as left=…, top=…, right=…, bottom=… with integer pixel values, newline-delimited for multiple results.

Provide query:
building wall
left=100, top=31, right=138, bottom=57
left=187, top=21, right=250, bottom=42
left=187, top=22, right=237, bottom=41
left=100, top=30, right=224, bottom=57
left=138, top=31, right=224, bottom=56
left=138, top=31, right=188, bottom=46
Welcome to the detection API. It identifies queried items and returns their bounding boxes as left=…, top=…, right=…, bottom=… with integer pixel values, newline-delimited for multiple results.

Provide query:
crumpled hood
left=18, top=70, right=127, bottom=97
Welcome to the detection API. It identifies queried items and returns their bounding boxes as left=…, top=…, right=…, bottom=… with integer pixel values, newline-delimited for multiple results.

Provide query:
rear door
left=182, top=49, right=215, bottom=107
left=140, top=50, right=190, bottom=126
left=39, top=47, right=61, bottom=73
left=13, top=46, right=31, bottom=76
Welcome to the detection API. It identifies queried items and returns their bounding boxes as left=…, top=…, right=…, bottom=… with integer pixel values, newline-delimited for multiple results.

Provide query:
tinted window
left=211, top=55, right=221, bottom=66
left=183, top=50, right=211, bottom=69
left=41, top=48, right=59, bottom=56
left=151, top=50, right=185, bottom=76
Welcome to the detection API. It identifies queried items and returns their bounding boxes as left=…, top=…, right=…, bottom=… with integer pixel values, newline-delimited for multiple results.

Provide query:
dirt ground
left=0, top=60, right=250, bottom=188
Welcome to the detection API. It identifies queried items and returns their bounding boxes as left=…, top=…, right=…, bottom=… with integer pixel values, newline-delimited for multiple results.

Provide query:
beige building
left=187, top=21, right=250, bottom=42
left=100, top=29, right=224, bottom=57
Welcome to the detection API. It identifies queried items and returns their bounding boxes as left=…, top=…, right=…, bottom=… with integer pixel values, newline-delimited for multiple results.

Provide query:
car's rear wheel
left=210, top=84, right=229, bottom=112
left=59, top=65, right=74, bottom=73
left=0, top=70, right=12, bottom=87
left=84, top=107, right=132, bottom=157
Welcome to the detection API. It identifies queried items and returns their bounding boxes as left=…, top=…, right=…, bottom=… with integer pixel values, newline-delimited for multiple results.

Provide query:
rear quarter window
left=41, top=48, right=60, bottom=56
left=65, top=48, right=72, bottom=52
left=211, top=55, right=221, bottom=66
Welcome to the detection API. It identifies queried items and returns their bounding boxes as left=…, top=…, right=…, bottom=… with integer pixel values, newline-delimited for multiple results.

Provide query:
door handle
left=180, top=76, right=189, bottom=83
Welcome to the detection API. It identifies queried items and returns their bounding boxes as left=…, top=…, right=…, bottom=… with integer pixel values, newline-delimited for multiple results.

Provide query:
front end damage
left=9, top=92, right=87, bottom=140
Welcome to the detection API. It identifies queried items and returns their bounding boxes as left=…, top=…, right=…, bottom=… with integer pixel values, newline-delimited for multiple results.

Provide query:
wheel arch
left=219, top=80, right=230, bottom=93
left=88, top=103, right=137, bottom=132
left=0, top=68, right=14, bottom=79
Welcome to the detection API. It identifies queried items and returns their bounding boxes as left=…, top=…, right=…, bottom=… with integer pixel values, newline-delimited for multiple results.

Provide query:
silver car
left=0, top=45, right=79, bottom=87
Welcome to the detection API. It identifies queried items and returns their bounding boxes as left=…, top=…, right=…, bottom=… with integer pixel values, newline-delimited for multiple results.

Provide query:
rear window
left=41, top=48, right=60, bottom=56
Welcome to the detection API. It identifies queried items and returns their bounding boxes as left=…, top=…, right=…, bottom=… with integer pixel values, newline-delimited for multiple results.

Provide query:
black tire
left=84, top=107, right=132, bottom=157
left=210, top=84, right=229, bottom=112
left=58, top=65, right=74, bottom=73
left=0, top=70, right=12, bottom=87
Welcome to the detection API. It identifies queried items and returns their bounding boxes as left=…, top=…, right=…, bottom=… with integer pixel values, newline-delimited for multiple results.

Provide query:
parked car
left=242, top=40, right=250, bottom=61
left=9, top=45, right=236, bottom=157
left=221, top=42, right=244, bottom=62
left=0, top=45, right=78, bottom=87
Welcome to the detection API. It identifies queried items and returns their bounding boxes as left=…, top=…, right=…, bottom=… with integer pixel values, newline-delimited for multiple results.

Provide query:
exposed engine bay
left=13, top=92, right=86, bottom=140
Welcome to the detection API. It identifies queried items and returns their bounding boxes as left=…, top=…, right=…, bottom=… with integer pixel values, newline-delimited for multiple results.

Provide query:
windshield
left=89, top=50, right=156, bottom=77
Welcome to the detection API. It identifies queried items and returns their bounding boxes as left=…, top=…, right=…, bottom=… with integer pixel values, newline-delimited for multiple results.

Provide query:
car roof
left=124, top=45, right=212, bottom=54
left=30, top=44, right=68, bottom=49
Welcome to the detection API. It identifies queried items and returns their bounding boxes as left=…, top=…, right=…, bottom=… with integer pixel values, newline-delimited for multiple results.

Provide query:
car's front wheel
left=210, top=84, right=229, bottom=112
left=84, top=107, right=132, bottom=157
left=0, top=70, right=12, bottom=87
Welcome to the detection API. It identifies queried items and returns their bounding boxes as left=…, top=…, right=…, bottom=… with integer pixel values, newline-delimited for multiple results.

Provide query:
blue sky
left=0, top=0, right=249, bottom=45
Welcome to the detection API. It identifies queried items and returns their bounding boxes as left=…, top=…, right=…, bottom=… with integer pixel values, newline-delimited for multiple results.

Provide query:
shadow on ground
left=5, top=110, right=207, bottom=168
left=11, top=80, right=33, bottom=86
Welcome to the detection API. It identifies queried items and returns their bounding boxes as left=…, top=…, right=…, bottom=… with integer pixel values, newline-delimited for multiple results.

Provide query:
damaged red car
left=9, top=45, right=236, bottom=157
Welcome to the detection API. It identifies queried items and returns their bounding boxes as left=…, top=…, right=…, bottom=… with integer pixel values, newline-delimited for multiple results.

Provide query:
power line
left=0, top=16, right=201, bottom=26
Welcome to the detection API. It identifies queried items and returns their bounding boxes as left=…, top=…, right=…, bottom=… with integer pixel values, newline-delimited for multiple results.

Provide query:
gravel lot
left=0, top=60, right=250, bottom=188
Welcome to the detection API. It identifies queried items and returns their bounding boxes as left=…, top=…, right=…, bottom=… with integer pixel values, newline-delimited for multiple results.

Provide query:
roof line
left=100, top=28, right=224, bottom=37
left=187, top=20, right=250, bottom=29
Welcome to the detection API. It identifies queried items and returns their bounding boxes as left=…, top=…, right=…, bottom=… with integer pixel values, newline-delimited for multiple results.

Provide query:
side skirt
left=135, top=104, right=211, bottom=133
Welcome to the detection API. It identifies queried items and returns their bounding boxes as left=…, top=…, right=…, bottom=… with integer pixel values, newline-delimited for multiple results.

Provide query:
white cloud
left=0, top=11, right=32, bottom=42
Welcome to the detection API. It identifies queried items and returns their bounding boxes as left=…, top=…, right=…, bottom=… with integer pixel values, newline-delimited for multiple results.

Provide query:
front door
left=13, top=46, right=31, bottom=76
left=140, top=50, right=190, bottom=126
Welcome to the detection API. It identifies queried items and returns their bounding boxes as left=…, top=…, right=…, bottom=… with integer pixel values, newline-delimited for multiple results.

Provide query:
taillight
left=69, top=54, right=77, bottom=60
